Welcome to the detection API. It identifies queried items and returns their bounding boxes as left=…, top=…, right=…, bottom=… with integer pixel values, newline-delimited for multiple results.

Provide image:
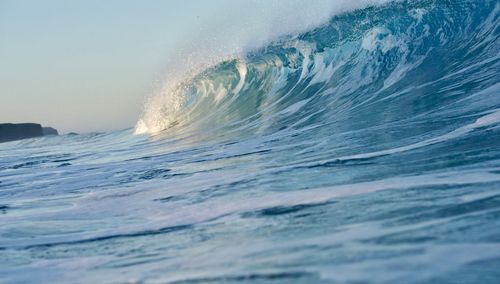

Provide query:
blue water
left=1, top=0, right=500, bottom=283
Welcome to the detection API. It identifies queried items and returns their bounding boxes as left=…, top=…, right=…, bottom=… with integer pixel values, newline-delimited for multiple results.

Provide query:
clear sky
left=1, top=0, right=217, bottom=133
left=0, top=0, right=376, bottom=133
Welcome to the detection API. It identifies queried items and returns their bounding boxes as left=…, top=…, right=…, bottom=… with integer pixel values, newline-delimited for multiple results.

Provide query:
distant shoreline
left=0, top=123, right=59, bottom=143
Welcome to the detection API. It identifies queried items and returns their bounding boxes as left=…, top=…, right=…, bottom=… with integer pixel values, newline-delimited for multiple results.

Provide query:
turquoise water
left=1, top=0, right=500, bottom=283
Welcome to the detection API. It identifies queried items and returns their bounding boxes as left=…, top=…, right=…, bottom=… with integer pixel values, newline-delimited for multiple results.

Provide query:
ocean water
left=1, top=0, right=500, bottom=283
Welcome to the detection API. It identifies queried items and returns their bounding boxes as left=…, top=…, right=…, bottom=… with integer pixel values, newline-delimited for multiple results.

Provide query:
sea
left=1, top=0, right=500, bottom=283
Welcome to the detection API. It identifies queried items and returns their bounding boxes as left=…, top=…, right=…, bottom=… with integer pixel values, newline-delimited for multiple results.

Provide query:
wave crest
left=136, top=0, right=499, bottom=140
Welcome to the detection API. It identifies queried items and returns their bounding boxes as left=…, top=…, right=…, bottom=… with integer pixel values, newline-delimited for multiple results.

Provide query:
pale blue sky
left=0, top=0, right=220, bottom=133
left=0, top=0, right=365, bottom=133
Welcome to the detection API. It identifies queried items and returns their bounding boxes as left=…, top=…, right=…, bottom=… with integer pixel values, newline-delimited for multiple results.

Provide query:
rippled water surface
left=1, top=0, right=500, bottom=283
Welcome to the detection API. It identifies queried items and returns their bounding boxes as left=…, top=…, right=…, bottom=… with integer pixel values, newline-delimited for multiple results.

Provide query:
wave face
left=1, top=1, right=500, bottom=283
left=136, top=0, right=499, bottom=141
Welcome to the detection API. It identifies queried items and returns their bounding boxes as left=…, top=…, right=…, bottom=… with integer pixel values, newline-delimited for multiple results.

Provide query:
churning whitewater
left=1, top=0, right=500, bottom=283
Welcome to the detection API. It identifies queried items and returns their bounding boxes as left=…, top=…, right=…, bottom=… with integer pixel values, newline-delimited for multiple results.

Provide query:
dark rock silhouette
left=0, top=123, right=59, bottom=143
left=42, top=127, right=59, bottom=136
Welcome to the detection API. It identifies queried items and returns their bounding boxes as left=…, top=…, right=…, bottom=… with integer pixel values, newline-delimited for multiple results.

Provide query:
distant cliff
left=42, top=127, right=59, bottom=136
left=0, top=123, right=59, bottom=143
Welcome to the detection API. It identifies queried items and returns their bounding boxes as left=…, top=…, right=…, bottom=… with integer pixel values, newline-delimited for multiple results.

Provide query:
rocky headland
left=0, top=123, right=59, bottom=143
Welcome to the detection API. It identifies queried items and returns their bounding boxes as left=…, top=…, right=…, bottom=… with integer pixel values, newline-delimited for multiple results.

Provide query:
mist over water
left=1, top=0, right=500, bottom=283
